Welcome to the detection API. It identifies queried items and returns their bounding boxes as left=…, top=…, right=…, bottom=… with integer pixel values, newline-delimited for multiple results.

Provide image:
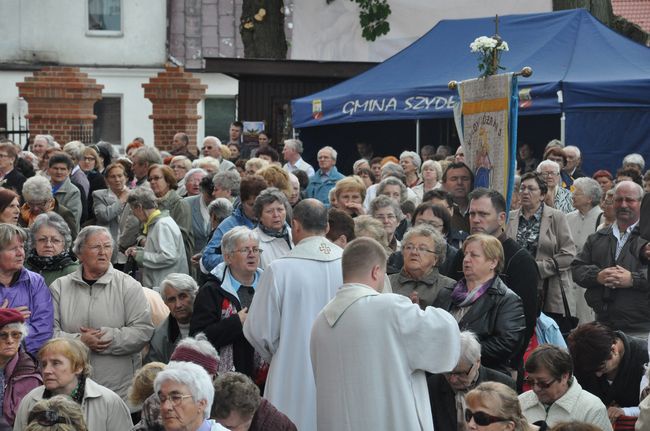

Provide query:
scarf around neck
left=259, top=223, right=292, bottom=248
left=451, top=277, right=495, bottom=308
left=26, top=250, right=77, bottom=272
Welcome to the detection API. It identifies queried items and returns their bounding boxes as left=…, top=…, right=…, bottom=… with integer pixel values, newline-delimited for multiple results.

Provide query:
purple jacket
left=0, top=268, right=54, bottom=355
left=3, top=347, right=42, bottom=426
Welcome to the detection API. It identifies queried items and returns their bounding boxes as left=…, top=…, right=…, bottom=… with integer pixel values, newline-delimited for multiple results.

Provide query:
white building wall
left=0, top=0, right=166, bottom=66
left=291, top=0, right=553, bottom=62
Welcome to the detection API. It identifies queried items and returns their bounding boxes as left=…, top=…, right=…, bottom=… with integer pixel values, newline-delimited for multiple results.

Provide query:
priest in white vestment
left=311, top=237, right=461, bottom=431
left=244, top=199, right=343, bottom=431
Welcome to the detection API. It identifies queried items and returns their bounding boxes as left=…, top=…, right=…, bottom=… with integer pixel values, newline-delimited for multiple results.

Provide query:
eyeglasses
left=232, top=247, right=263, bottom=255
left=416, top=220, right=444, bottom=230
left=540, top=171, right=559, bottom=177
left=465, top=409, right=509, bottom=426
left=85, top=244, right=113, bottom=252
left=403, top=244, right=436, bottom=254
left=523, top=377, right=557, bottom=389
left=28, top=200, right=50, bottom=209
left=158, top=393, right=194, bottom=406
left=36, top=237, right=64, bottom=246
left=83, top=156, right=96, bottom=162
left=374, top=214, right=397, bottom=221
left=0, top=331, right=22, bottom=342
left=28, top=410, right=69, bottom=426
left=445, top=362, right=475, bottom=378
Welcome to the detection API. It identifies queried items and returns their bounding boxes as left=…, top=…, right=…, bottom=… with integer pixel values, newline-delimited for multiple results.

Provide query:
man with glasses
left=519, top=344, right=612, bottom=430
left=244, top=199, right=343, bottom=431
left=427, top=331, right=515, bottom=431
left=572, top=180, right=649, bottom=337
left=310, top=237, right=460, bottom=431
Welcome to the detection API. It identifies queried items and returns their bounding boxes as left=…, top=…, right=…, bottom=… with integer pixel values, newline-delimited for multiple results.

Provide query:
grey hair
left=459, top=331, right=482, bottom=365
left=623, top=153, right=645, bottom=171
left=400, top=151, right=422, bottom=170
left=19, top=151, right=40, bottom=171
left=536, top=159, right=560, bottom=174
left=614, top=180, right=644, bottom=200
left=183, top=168, right=207, bottom=184
left=546, top=138, right=564, bottom=149
left=377, top=177, right=408, bottom=203
left=221, top=226, right=259, bottom=255
left=354, top=215, right=388, bottom=247
left=33, top=134, right=56, bottom=148
left=154, top=361, right=214, bottom=420
left=213, top=171, right=241, bottom=197
left=353, top=159, right=369, bottom=172
left=208, top=198, right=233, bottom=221
left=0, top=224, right=28, bottom=251
left=202, top=136, right=222, bottom=148
left=30, top=212, right=73, bottom=250
left=402, top=224, right=446, bottom=264
left=318, top=146, right=337, bottom=162
left=369, top=195, right=403, bottom=220
left=245, top=158, right=269, bottom=173
left=2, top=322, right=28, bottom=341
left=573, top=177, right=602, bottom=207
left=133, top=146, right=163, bottom=166
left=22, top=176, right=54, bottom=202
left=63, top=141, right=85, bottom=163
left=564, top=145, right=581, bottom=159
left=127, top=187, right=158, bottom=210
left=253, top=187, right=291, bottom=221
left=380, top=162, right=404, bottom=178
left=72, top=226, right=112, bottom=256
left=171, top=156, right=192, bottom=171
left=174, top=333, right=219, bottom=361
left=284, top=139, right=303, bottom=154
left=160, top=273, right=199, bottom=301
left=196, top=156, right=220, bottom=173
left=421, top=159, right=443, bottom=181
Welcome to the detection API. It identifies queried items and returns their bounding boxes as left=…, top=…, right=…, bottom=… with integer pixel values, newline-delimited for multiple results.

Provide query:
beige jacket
left=506, top=204, right=577, bottom=315
left=49, top=265, right=154, bottom=400
left=13, top=378, right=133, bottom=431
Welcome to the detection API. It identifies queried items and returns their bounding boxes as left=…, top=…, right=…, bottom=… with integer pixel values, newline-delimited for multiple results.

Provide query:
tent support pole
left=416, top=119, right=421, bottom=154
left=560, top=112, right=566, bottom=145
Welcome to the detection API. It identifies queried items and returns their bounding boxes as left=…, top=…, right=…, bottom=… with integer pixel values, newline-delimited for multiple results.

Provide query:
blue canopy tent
left=292, top=9, right=650, bottom=174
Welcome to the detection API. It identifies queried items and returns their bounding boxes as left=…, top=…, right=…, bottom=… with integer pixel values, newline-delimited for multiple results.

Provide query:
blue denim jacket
left=304, top=166, right=344, bottom=206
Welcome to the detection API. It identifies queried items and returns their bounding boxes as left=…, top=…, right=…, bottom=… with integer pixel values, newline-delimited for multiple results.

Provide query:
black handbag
left=543, top=258, right=579, bottom=337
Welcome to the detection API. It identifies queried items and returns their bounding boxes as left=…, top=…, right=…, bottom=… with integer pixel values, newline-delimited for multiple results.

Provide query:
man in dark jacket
left=212, top=372, right=297, bottom=431
left=427, top=331, right=515, bottom=431
left=572, top=181, right=649, bottom=336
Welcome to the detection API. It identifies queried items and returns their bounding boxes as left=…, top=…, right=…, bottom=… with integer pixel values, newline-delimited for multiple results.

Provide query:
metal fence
left=0, top=114, right=30, bottom=149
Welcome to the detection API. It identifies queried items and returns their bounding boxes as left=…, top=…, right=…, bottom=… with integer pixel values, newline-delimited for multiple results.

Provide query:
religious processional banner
left=453, top=73, right=519, bottom=212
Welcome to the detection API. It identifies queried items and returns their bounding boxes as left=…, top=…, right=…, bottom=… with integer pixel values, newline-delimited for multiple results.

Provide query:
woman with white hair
left=147, top=273, right=200, bottom=364
left=49, top=226, right=154, bottom=400
left=179, top=168, right=207, bottom=198
left=400, top=151, right=422, bottom=188
left=20, top=175, right=78, bottom=240
left=537, top=160, right=574, bottom=214
left=154, top=361, right=228, bottom=431
left=190, top=226, right=267, bottom=384
left=370, top=195, right=404, bottom=253
left=0, top=308, right=42, bottom=428
left=411, top=159, right=442, bottom=203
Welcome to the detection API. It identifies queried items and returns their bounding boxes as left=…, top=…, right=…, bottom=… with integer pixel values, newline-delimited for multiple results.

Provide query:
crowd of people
left=0, top=123, right=648, bottom=431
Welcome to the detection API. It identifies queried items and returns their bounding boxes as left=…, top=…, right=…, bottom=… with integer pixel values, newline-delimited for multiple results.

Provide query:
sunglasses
left=465, top=409, right=509, bottom=426
left=523, top=377, right=557, bottom=390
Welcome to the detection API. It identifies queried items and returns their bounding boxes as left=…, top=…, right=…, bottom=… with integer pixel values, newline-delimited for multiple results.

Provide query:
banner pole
left=415, top=119, right=421, bottom=154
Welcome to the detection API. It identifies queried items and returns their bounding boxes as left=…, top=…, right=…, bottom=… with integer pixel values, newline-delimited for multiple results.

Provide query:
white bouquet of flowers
left=469, top=36, right=509, bottom=78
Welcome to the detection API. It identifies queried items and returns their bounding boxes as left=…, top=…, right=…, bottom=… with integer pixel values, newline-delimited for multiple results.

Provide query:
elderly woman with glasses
left=154, top=361, right=228, bottom=431
left=434, top=234, right=525, bottom=374
left=370, top=195, right=403, bottom=253
left=190, top=226, right=268, bottom=385
left=465, top=381, right=539, bottom=431
left=0, top=224, right=53, bottom=357
left=537, top=160, right=574, bottom=214
left=25, top=213, right=79, bottom=287
left=20, top=176, right=78, bottom=240
left=518, top=345, right=612, bottom=430
left=0, top=308, right=42, bottom=428
left=78, top=146, right=107, bottom=223
left=506, top=172, right=577, bottom=332
left=125, top=187, right=189, bottom=290
left=253, top=188, right=293, bottom=270
left=49, top=226, right=154, bottom=401
left=13, top=338, right=133, bottom=431
left=389, top=225, right=454, bottom=308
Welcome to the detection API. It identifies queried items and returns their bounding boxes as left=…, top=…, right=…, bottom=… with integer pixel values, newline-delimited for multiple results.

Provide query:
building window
left=93, top=96, right=122, bottom=147
left=88, top=0, right=122, bottom=35
left=205, top=98, right=236, bottom=142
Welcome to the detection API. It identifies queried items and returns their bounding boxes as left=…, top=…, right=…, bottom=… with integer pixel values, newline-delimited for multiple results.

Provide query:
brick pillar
left=16, top=67, right=103, bottom=145
left=142, top=66, right=207, bottom=153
